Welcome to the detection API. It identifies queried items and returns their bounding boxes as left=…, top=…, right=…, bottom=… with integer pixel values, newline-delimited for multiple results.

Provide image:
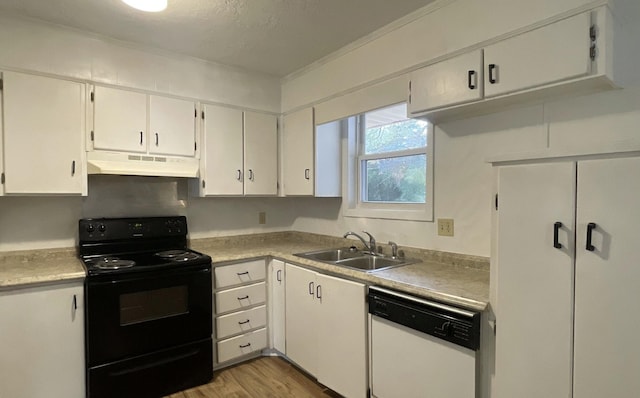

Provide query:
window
left=345, top=103, right=433, bottom=221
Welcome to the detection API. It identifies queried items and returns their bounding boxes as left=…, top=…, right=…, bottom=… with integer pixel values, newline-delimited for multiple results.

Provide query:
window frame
left=343, top=103, right=434, bottom=222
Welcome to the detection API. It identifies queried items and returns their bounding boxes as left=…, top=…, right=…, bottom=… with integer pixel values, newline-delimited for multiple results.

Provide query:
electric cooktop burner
left=91, top=257, right=136, bottom=270
left=155, top=250, right=200, bottom=262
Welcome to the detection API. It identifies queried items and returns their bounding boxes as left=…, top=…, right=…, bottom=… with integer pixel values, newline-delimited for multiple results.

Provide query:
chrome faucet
left=343, top=231, right=377, bottom=255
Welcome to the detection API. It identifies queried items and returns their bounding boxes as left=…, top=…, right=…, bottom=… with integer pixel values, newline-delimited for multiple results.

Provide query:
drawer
left=215, top=260, right=266, bottom=288
left=215, top=282, right=266, bottom=314
left=217, top=328, right=267, bottom=363
left=216, top=305, right=267, bottom=339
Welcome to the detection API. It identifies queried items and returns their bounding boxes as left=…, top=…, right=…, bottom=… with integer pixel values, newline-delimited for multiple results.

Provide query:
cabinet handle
left=316, top=284, right=322, bottom=299
left=237, top=170, right=242, bottom=181
left=488, top=64, right=498, bottom=84
left=238, top=319, right=250, bottom=325
left=308, top=281, right=314, bottom=296
left=73, top=294, right=78, bottom=311
left=71, top=160, right=76, bottom=176
left=304, top=169, right=310, bottom=180
left=468, top=70, right=477, bottom=89
left=239, top=343, right=251, bottom=348
left=139, top=131, right=144, bottom=145
left=586, top=222, right=597, bottom=251
left=236, top=271, right=249, bottom=276
left=276, top=269, right=282, bottom=282
left=155, top=133, right=159, bottom=146
left=237, top=295, right=250, bottom=301
left=249, top=169, right=254, bottom=181
left=553, top=222, right=563, bottom=249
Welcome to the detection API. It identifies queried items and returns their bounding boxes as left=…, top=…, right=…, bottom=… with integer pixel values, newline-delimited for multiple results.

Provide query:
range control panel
left=369, top=286, right=481, bottom=351
left=79, top=216, right=187, bottom=241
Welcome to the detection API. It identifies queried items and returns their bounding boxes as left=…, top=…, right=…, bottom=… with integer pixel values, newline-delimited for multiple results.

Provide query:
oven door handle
left=109, top=349, right=200, bottom=377
left=88, top=266, right=211, bottom=286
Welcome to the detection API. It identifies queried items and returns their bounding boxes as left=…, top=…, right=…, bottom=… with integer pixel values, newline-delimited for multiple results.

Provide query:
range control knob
left=86, top=224, right=95, bottom=233
left=98, top=224, right=106, bottom=233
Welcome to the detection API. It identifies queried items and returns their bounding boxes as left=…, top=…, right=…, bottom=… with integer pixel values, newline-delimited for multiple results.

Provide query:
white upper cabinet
left=92, top=86, right=196, bottom=157
left=149, top=95, right=196, bottom=157
left=244, top=111, right=278, bottom=196
left=283, top=107, right=314, bottom=196
left=1, top=71, right=86, bottom=195
left=197, top=104, right=277, bottom=196
left=200, top=104, right=244, bottom=196
left=410, top=7, right=619, bottom=122
left=93, top=86, right=147, bottom=153
left=483, top=12, right=591, bottom=98
left=409, top=49, right=484, bottom=113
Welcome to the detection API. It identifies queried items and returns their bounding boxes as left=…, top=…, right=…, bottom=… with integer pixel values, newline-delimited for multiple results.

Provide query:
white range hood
left=87, top=151, right=199, bottom=178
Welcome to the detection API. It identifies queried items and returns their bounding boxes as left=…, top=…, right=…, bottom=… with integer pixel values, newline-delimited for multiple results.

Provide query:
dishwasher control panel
left=368, top=286, right=481, bottom=350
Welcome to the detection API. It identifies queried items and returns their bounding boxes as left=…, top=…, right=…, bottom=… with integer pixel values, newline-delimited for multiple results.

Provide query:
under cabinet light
left=121, top=0, right=167, bottom=12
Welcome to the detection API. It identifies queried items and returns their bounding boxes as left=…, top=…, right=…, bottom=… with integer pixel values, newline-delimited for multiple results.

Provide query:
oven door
left=86, top=264, right=212, bottom=366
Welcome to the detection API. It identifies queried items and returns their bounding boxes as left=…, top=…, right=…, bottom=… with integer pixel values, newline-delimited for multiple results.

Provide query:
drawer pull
left=239, top=343, right=251, bottom=348
left=237, top=295, right=250, bottom=301
left=238, top=319, right=251, bottom=325
left=236, top=271, right=249, bottom=276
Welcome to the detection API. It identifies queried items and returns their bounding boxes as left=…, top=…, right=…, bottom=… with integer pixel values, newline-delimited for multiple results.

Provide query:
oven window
left=120, top=286, right=189, bottom=326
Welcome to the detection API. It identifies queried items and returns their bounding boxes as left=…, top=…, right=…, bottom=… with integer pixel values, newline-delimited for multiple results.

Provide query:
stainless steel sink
left=294, top=247, right=363, bottom=262
left=335, top=256, right=410, bottom=272
left=294, top=248, right=415, bottom=272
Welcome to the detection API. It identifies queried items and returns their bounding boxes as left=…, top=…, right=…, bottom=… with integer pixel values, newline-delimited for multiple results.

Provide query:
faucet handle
left=388, top=241, right=398, bottom=258
left=362, top=231, right=376, bottom=253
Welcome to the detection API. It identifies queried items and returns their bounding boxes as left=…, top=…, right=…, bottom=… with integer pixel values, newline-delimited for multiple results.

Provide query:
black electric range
left=79, top=216, right=213, bottom=398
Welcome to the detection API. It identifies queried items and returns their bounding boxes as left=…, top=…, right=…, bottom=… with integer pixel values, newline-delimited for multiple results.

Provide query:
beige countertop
left=191, top=231, right=489, bottom=311
left=0, top=232, right=489, bottom=311
left=0, top=248, right=85, bottom=289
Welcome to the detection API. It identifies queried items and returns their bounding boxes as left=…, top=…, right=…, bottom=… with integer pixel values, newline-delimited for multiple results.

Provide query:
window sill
left=343, top=205, right=433, bottom=222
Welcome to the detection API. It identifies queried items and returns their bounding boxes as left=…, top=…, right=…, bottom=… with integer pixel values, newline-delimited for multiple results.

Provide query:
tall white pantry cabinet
left=493, top=156, right=640, bottom=398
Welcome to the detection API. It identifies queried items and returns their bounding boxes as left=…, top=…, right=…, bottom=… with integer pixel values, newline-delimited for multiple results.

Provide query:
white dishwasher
left=368, top=286, right=480, bottom=398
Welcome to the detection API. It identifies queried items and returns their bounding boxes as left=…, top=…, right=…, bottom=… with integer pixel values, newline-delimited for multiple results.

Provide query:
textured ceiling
left=0, top=0, right=435, bottom=76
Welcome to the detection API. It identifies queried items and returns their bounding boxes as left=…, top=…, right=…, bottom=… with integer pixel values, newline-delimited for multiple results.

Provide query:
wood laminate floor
left=166, top=357, right=342, bottom=398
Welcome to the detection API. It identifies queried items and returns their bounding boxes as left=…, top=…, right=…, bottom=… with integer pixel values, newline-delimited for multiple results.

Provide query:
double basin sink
left=294, top=247, right=416, bottom=272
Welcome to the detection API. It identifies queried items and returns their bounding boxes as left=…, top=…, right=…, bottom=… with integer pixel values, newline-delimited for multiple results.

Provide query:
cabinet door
left=284, top=264, right=318, bottom=375
left=0, top=282, right=85, bottom=398
left=2, top=71, right=85, bottom=194
left=494, top=163, right=575, bottom=398
left=201, top=104, right=243, bottom=195
left=149, top=95, right=196, bottom=157
left=484, top=12, right=592, bottom=98
left=283, top=107, right=314, bottom=196
left=573, top=157, right=640, bottom=398
left=269, top=260, right=286, bottom=353
left=316, top=273, right=367, bottom=398
left=244, top=111, right=278, bottom=196
left=93, top=86, right=147, bottom=153
left=409, top=49, right=484, bottom=114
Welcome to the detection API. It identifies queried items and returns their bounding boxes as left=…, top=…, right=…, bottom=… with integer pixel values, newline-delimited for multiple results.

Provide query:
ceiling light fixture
left=121, top=0, right=167, bottom=12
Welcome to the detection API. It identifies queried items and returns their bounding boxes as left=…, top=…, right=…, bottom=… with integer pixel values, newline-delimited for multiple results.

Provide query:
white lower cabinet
left=269, top=259, right=286, bottom=353
left=214, top=260, right=268, bottom=365
left=494, top=156, right=640, bottom=398
left=285, top=263, right=367, bottom=398
left=0, top=281, right=85, bottom=398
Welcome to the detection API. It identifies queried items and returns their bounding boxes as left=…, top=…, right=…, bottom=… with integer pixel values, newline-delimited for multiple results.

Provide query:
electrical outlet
left=437, top=218, right=454, bottom=237
left=258, top=212, right=266, bottom=225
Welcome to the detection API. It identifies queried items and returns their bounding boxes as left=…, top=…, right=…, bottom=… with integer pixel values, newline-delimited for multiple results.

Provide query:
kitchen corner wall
left=282, top=0, right=640, bottom=258
left=0, top=15, right=288, bottom=252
